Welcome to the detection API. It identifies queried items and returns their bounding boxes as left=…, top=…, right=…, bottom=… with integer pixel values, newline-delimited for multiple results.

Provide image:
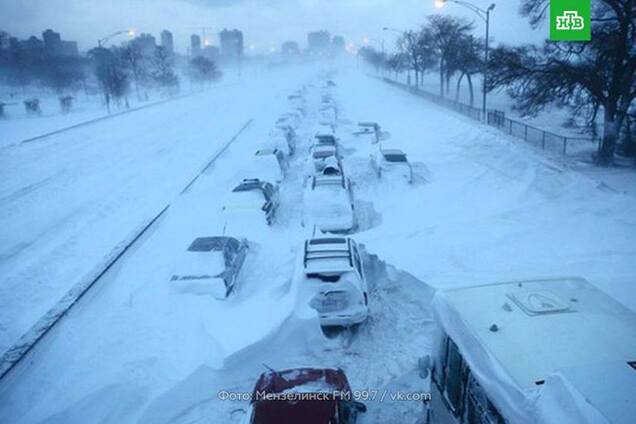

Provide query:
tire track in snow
left=0, top=119, right=253, bottom=382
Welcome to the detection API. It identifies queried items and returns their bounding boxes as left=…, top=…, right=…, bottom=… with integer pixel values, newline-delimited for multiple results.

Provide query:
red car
left=246, top=368, right=366, bottom=424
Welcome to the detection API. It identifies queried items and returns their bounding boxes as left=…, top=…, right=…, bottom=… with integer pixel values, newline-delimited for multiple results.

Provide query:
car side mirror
left=418, top=355, right=432, bottom=379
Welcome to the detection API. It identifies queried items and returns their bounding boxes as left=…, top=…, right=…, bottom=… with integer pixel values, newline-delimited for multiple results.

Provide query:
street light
left=435, top=0, right=495, bottom=121
left=98, top=29, right=135, bottom=48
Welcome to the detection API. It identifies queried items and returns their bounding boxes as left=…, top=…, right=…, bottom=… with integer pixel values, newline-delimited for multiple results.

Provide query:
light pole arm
left=98, top=30, right=133, bottom=48
left=447, top=0, right=489, bottom=21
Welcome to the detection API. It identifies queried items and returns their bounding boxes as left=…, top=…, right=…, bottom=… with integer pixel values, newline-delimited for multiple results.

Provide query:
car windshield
left=383, top=152, right=407, bottom=162
left=313, top=150, right=335, bottom=159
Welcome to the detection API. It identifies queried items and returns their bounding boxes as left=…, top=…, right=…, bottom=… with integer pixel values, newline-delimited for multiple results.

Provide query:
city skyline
left=0, top=0, right=546, bottom=55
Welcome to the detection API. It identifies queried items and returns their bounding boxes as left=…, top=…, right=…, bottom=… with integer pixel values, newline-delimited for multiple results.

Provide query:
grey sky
left=0, top=0, right=547, bottom=54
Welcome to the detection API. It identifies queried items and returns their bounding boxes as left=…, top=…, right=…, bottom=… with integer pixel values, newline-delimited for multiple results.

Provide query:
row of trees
left=1, top=30, right=223, bottom=114
left=361, top=15, right=484, bottom=106
left=360, top=0, right=636, bottom=164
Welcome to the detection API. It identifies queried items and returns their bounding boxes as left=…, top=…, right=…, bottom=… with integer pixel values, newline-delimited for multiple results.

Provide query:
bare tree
left=151, top=46, right=179, bottom=94
left=188, top=56, right=222, bottom=87
left=120, top=44, right=148, bottom=101
left=422, top=15, right=475, bottom=97
left=399, top=30, right=435, bottom=87
left=445, top=35, right=483, bottom=106
left=489, top=0, right=636, bottom=164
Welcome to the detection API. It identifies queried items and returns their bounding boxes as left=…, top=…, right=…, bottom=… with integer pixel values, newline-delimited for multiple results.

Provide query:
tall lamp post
left=98, top=29, right=135, bottom=48
left=435, top=0, right=495, bottom=121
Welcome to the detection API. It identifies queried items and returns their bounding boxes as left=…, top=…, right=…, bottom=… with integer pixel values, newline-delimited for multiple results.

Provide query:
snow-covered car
left=354, top=122, right=381, bottom=143
left=314, top=132, right=337, bottom=148
left=170, top=237, right=248, bottom=299
left=243, top=367, right=366, bottom=423
left=223, top=179, right=279, bottom=226
left=303, top=236, right=369, bottom=327
left=370, top=148, right=413, bottom=183
left=419, top=277, right=636, bottom=424
left=309, top=144, right=340, bottom=173
left=265, top=133, right=295, bottom=158
left=303, top=175, right=356, bottom=233
left=249, top=148, right=287, bottom=183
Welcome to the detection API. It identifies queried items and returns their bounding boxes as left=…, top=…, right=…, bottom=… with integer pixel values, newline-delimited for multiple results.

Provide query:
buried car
left=223, top=179, right=280, bottom=226
left=247, top=148, right=288, bottom=183
left=303, top=175, right=356, bottom=234
left=370, top=148, right=413, bottom=184
left=170, top=237, right=248, bottom=299
left=243, top=367, right=366, bottom=424
left=302, top=236, right=369, bottom=327
left=419, top=277, right=636, bottom=424
left=309, top=144, right=340, bottom=174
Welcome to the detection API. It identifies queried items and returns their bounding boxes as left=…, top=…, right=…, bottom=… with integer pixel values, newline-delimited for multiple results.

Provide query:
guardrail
left=380, top=77, right=600, bottom=155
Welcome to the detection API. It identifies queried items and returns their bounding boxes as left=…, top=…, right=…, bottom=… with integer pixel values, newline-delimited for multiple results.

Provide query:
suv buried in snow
left=223, top=179, right=279, bottom=226
left=170, top=237, right=248, bottom=299
left=244, top=367, right=366, bottom=424
left=303, top=237, right=368, bottom=327
left=370, top=148, right=413, bottom=184
left=250, top=148, right=288, bottom=183
left=303, top=175, right=356, bottom=234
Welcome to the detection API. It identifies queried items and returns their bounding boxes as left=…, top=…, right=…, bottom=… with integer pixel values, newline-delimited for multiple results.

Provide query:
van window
left=444, top=338, right=464, bottom=413
left=465, top=374, right=505, bottom=424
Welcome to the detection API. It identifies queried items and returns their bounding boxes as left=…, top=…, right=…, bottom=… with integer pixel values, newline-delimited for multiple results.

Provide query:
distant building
left=21, top=36, right=44, bottom=52
left=281, top=41, right=300, bottom=56
left=59, top=40, right=78, bottom=56
left=332, top=36, right=345, bottom=55
left=191, top=34, right=201, bottom=56
left=131, top=33, right=157, bottom=57
left=307, top=31, right=331, bottom=55
left=42, top=29, right=61, bottom=54
left=202, top=45, right=220, bottom=61
left=161, top=30, right=174, bottom=55
left=41, top=29, right=78, bottom=56
left=219, top=29, right=244, bottom=60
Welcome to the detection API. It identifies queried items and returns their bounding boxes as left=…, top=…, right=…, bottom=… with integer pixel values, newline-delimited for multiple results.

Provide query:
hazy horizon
left=0, top=0, right=547, bottom=54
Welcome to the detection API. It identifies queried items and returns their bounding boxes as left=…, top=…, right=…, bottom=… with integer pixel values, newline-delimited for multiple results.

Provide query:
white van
left=420, top=277, right=636, bottom=424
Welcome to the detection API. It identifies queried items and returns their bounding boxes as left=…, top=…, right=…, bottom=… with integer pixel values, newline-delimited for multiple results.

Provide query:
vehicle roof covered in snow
left=432, top=277, right=636, bottom=423
left=251, top=368, right=350, bottom=424
left=303, top=237, right=354, bottom=272
left=311, top=175, right=346, bottom=189
left=436, top=277, right=636, bottom=389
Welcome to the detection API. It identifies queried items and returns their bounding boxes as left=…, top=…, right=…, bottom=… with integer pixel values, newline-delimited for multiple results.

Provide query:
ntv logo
left=556, top=11, right=585, bottom=31
left=550, top=0, right=590, bottom=41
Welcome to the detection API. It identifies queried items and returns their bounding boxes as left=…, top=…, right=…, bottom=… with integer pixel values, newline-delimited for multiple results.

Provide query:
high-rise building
left=42, top=29, right=62, bottom=54
left=191, top=34, right=201, bottom=56
left=307, top=31, right=331, bottom=55
left=130, top=33, right=157, bottom=57
left=42, top=29, right=79, bottom=56
left=332, top=36, right=345, bottom=55
left=219, top=29, right=244, bottom=60
left=161, top=30, right=174, bottom=55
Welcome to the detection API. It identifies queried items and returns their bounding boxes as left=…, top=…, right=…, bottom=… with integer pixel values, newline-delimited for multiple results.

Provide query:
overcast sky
left=0, top=0, right=547, bottom=54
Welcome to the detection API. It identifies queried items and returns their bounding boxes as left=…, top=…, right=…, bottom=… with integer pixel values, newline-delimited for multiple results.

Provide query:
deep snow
left=0, top=63, right=634, bottom=424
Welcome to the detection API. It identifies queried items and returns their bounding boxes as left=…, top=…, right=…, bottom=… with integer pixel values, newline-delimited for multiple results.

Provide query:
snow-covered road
left=0, top=68, right=308, bottom=356
left=0, top=64, right=634, bottom=424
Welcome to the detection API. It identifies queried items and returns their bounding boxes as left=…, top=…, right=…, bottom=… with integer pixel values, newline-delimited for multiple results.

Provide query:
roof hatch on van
left=506, top=290, right=573, bottom=316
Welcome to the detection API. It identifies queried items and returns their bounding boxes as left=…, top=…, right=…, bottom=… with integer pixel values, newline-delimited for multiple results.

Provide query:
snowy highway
left=1, top=66, right=635, bottom=424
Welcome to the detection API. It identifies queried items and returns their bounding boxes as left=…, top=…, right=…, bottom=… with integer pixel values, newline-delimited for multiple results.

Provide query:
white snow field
left=0, top=64, right=634, bottom=424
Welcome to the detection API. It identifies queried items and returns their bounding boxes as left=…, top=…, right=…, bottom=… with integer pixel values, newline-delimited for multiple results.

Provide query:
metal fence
left=381, top=77, right=600, bottom=155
